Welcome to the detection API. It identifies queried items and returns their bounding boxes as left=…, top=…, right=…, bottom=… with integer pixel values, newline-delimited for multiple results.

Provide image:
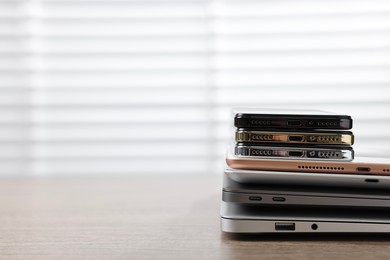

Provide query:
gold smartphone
left=226, top=154, right=390, bottom=176
left=236, top=129, right=354, bottom=146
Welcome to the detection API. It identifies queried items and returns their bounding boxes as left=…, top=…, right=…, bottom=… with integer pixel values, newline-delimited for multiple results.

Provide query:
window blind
left=1, top=0, right=390, bottom=176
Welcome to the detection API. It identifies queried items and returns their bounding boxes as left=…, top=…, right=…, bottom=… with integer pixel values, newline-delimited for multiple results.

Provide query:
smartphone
left=234, top=109, right=352, bottom=129
left=235, top=143, right=354, bottom=161
left=226, top=152, right=390, bottom=176
left=236, top=129, right=354, bottom=145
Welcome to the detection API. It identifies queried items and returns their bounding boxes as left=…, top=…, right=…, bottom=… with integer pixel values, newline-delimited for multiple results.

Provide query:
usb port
left=249, top=196, right=262, bottom=201
left=275, top=222, right=295, bottom=231
left=272, top=197, right=286, bottom=202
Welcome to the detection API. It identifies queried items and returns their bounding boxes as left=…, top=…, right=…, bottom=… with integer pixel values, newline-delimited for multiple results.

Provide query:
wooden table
left=1, top=174, right=390, bottom=259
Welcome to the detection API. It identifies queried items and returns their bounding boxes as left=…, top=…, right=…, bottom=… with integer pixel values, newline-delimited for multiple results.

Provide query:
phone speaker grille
left=316, top=121, right=339, bottom=127
left=250, top=149, right=273, bottom=156
left=251, top=134, right=273, bottom=141
left=250, top=120, right=272, bottom=126
left=298, top=165, right=345, bottom=171
left=314, top=136, right=340, bottom=143
left=383, top=169, right=390, bottom=172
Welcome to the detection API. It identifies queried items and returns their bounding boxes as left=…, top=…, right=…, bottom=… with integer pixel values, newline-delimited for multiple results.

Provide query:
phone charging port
left=275, top=222, right=295, bottom=231
left=288, top=151, right=303, bottom=157
left=357, top=167, right=371, bottom=172
left=287, top=120, right=301, bottom=126
left=289, top=136, right=303, bottom=142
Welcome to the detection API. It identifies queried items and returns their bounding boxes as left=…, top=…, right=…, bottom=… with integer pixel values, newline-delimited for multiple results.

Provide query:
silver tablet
left=225, top=168, right=390, bottom=189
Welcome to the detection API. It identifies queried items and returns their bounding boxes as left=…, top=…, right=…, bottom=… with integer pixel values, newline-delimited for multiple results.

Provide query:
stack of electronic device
left=221, top=109, right=390, bottom=233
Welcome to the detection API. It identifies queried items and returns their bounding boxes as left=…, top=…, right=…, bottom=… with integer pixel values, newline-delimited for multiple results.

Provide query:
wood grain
left=1, top=174, right=390, bottom=259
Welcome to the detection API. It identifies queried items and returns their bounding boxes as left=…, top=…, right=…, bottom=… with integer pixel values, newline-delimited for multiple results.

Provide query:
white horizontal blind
left=0, top=0, right=390, bottom=176
left=213, top=0, right=390, bottom=161
left=0, top=0, right=217, bottom=175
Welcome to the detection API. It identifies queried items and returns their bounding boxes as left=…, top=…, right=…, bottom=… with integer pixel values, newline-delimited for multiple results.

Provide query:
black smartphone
left=234, top=109, right=352, bottom=130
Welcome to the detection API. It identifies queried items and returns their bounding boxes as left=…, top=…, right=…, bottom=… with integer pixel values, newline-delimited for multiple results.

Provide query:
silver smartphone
left=235, top=143, right=354, bottom=161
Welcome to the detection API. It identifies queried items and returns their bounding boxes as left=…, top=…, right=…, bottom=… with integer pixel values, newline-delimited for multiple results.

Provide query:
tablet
left=225, top=168, right=390, bottom=188
left=226, top=154, right=390, bottom=176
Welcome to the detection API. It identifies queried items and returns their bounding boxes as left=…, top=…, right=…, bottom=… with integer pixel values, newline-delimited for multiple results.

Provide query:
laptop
left=223, top=173, right=390, bottom=208
left=221, top=202, right=390, bottom=233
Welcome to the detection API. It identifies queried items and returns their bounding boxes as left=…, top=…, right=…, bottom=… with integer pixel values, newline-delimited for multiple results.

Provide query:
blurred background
left=1, top=0, right=390, bottom=176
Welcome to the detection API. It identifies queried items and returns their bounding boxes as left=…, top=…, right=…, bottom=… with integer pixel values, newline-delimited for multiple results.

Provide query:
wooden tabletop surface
left=1, top=174, right=390, bottom=259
